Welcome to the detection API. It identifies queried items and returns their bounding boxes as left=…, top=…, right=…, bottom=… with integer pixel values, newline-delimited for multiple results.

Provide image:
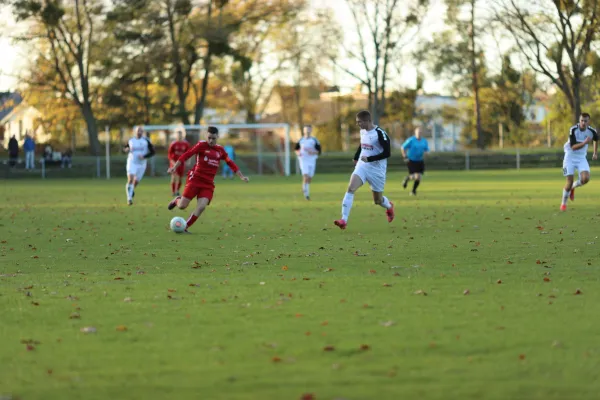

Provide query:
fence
left=1, top=149, right=571, bottom=179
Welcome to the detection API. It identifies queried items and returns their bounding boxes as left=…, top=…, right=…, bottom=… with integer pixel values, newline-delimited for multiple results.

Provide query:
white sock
left=562, top=189, right=570, bottom=205
left=341, top=192, right=354, bottom=221
left=304, top=183, right=310, bottom=197
left=126, top=184, right=134, bottom=200
left=573, top=180, right=582, bottom=189
left=380, top=196, right=392, bottom=209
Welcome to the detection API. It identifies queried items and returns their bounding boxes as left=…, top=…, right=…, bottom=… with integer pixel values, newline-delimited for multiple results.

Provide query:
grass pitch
left=1, top=169, right=600, bottom=400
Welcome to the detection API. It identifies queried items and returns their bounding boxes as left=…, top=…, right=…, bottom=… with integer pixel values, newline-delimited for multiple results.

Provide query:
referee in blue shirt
left=401, top=127, right=430, bottom=196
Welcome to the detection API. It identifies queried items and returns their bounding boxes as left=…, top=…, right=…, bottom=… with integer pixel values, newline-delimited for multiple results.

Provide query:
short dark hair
left=356, top=110, right=371, bottom=121
left=581, top=113, right=591, bottom=119
left=207, top=126, right=219, bottom=135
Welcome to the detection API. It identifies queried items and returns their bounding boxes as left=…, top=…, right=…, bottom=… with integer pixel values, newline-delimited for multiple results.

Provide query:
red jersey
left=178, top=141, right=239, bottom=184
left=168, top=140, right=191, bottom=162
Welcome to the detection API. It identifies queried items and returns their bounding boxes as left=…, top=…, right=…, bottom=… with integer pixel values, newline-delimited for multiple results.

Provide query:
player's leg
left=369, top=168, right=394, bottom=222
left=132, top=164, right=146, bottom=199
left=572, top=159, right=590, bottom=189
left=304, top=163, right=315, bottom=200
left=561, top=158, right=575, bottom=210
left=411, top=162, right=424, bottom=195
left=335, top=172, right=364, bottom=229
left=126, top=173, right=136, bottom=205
left=170, top=172, right=177, bottom=196
left=168, top=181, right=196, bottom=210
left=403, top=161, right=415, bottom=189
left=185, top=187, right=213, bottom=231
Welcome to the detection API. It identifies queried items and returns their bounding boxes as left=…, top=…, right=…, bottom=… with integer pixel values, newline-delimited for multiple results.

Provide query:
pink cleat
left=334, top=219, right=347, bottom=230
left=569, top=188, right=575, bottom=201
left=168, top=196, right=181, bottom=210
left=560, top=204, right=567, bottom=212
left=386, top=201, right=395, bottom=223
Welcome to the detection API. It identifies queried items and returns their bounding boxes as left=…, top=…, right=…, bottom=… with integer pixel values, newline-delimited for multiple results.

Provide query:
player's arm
left=315, top=140, right=322, bottom=155
left=592, top=128, right=598, bottom=159
left=294, top=142, right=301, bottom=155
left=168, top=142, right=176, bottom=161
left=401, top=137, right=411, bottom=159
left=223, top=150, right=249, bottom=182
left=143, top=138, right=155, bottom=159
left=570, top=128, right=590, bottom=151
left=168, top=142, right=200, bottom=173
left=365, top=130, right=391, bottom=162
left=123, top=141, right=130, bottom=153
left=353, top=144, right=362, bottom=163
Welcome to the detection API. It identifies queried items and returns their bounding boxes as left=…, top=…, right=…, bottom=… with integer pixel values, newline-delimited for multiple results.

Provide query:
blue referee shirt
left=402, top=136, right=429, bottom=162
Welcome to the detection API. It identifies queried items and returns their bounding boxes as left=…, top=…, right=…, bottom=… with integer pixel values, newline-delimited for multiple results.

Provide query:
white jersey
left=564, top=125, right=598, bottom=158
left=354, top=126, right=390, bottom=169
left=127, top=137, right=151, bottom=165
left=296, top=136, right=321, bottom=161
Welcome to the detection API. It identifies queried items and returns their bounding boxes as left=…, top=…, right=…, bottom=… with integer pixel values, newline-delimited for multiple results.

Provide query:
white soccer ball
left=170, top=216, right=187, bottom=233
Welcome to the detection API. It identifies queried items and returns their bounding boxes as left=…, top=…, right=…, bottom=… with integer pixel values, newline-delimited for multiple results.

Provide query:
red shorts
left=170, top=160, right=185, bottom=177
left=182, top=180, right=214, bottom=203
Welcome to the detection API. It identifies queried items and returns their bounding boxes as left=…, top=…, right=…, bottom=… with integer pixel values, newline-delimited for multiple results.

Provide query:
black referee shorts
left=407, top=160, right=425, bottom=175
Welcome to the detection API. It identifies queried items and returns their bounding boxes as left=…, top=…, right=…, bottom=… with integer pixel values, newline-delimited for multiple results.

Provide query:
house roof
left=0, top=92, right=23, bottom=121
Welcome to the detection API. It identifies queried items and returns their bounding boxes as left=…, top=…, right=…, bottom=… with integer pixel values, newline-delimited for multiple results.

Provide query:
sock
left=171, top=182, right=176, bottom=194
left=573, top=180, right=582, bottom=189
left=412, top=180, right=421, bottom=193
left=380, top=196, right=392, bottom=209
left=126, top=183, right=134, bottom=200
left=186, top=214, right=198, bottom=229
left=562, top=189, right=570, bottom=205
left=177, top=181, right=182, bottom=192
left=341, top=192, right=354, bottom=221
left=304, top=183, right=310, bottom=197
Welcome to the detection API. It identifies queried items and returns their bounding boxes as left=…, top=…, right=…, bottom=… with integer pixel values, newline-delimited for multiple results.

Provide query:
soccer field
left=1, top=169, right=600, bottom=400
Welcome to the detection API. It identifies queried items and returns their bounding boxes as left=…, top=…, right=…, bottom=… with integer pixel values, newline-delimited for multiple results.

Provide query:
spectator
left=8, top=135, right=18, bottom=168
left=222, top=142, right=236, bottom=179
left=61, top=148, right=73, bottom=168
left=44, top=144, right=53, bottom=161
left=23, top=133, right=36, bottom=169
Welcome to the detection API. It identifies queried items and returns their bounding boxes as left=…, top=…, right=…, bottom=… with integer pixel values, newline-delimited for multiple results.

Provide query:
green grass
left=1, top=169, right=600, bottom=400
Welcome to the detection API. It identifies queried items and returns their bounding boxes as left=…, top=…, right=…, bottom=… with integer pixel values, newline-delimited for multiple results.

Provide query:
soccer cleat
left=410, top=192, right=416, bottom=196
left=386, top=201, right=395, bottom=223
left=560, top=204, right=567, bottom=212
left=334, top=219, right=347, bottom=230
left=128, top=200, right=133, bottom=206
left=305, top=196, right=310, bottom=201
left=569, top=188, right=575, bottom=201
left=402, top=177, right=409, bottom=189
left=168, top=196, right=181, bottom=210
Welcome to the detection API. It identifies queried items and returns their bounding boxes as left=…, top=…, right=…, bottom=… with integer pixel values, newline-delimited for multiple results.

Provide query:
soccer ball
left=170, top=216, right=187, bottom=233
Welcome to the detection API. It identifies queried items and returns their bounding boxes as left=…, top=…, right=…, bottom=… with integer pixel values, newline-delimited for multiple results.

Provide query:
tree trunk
left=469, top=0, right=484, bottom=149
left=572, top=81, right=582, bottom=122
left=194, top=53, right=212, bottom=124
left=294, top=85, right=304, bottom=129
left=81, top=102, right=101, bottom=155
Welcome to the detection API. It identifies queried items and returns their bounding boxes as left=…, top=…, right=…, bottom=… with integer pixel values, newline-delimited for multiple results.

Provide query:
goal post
left=140, top=123, right=292, bottom=176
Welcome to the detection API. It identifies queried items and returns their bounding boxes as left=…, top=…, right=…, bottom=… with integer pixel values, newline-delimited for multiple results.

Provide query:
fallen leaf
left=321, top=321, right=328, bottom=326
left=413, top=289, right=427, bottom=296
left=506, top=261, right=513, bottom=264
left=272, top=356, right=282, bottom=363
left=496, top=279, right=502, bottom=284
left=382, top=283, right=392, bottom=287
left=380, top=320, right=394, bottom=327
left=80, top=326, right=97, bottom=334
left=69, top=312, right=80, bottom=319
left=323, top=345, right=335, bottom=351
left=31, top=301, right=40, bottom=306
left=300, top=394, right=315, bottom=400
left=463, top=289, right=470, bottom=295
left=393, top=272, right=400, bottom=276
left=26, top=344, right=35, bottom=351
left=167, top=289, right=177, bottom=293
left=282, top=266, right=288, bottom=271
left=543, top=277, right=551, bottom=282
left=303, top=277, right=311, bottom=281
left=259, top=282, right=265, bottom=285
left=123, top=297, right=133, bottom=302
left=114, top=277, right=124, bottom=280
left=116, top=325, right=127, bottom=332
left=574, top=289, right=583, bottom=295
left=360, top=344, right=370, bottom=351
left=369, top=269, right=377, bottom=274
left=295, top=313, right=303, bottom=318
left=519, top=354, right=526, bottom=360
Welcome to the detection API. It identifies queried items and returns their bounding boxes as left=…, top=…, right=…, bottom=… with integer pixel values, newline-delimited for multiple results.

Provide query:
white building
left=0, top=92, right=48, bottom=148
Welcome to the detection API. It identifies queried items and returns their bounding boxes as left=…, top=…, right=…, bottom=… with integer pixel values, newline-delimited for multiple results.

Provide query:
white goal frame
left=142, top=123, right=292, bottom=176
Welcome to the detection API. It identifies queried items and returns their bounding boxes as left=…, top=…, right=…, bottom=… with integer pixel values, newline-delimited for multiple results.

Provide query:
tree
left=493, top=0, right=600, bottom=122
left=334, top=0, right=428, bottom=124
left=9, top=0, right=107, bottom=154
left=424, top=0, right=486, bottom=148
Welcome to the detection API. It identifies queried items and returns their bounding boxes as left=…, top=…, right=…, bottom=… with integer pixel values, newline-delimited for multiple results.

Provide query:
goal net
left=139, top=123, right=292, bottom=177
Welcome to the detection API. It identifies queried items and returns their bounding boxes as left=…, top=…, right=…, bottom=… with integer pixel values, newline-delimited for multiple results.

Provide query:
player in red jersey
left=166, top=126, right=249, bottom=232
left=168, top=130, right=191, bottom=196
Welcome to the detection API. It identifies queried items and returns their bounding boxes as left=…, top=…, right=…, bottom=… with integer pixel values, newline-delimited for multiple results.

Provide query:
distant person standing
left=222, top=143, right=236, bottom=179
left=23, top=133, right=35, bottom=169
left=294, top=125, right=321, bottom=200
left=168, top=130, right=191, bottom=196
left=401, top=127, right=430, bottom=196
left=8, top=135, right=18, bottom=168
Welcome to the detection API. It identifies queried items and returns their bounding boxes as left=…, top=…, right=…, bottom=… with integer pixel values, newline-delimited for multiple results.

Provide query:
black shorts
left=407, top=160, right=425, bottom=174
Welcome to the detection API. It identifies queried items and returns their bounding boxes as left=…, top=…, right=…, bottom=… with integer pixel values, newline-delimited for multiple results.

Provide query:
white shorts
left=299, top=159, right=317, bottom=177
left=352, top=163, right=386, bottom=192
left=563, top=157, right=590, bottom=178
left=126, top=162, right=147, bottom=181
